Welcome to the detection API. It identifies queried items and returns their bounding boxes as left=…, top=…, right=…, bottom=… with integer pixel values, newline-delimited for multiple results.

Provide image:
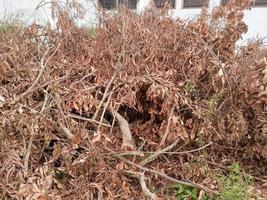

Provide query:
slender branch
left=12, top=44, right=60, bottom=104
left=140, top=139, right=179, bottom=166
left=106, top=147, right=218, bottom=195
left=167, top=142, right=213, bottom=155
left=68, top=113, right=112, bottom=127
left=190, top=30, right=232, bottom=97
left=123, top=170, right=158, bottom=200
left=92, top=69, right=119, bottom=120
left=108, top=141, right=213, bottom=156
left=97, top=92, right=113, bottom=131
left=160, top=105, right=175, bottom=146
left=23, top=125, right=35, bottom=178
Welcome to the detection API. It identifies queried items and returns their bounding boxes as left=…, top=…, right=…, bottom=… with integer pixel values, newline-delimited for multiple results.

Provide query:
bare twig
left=191, top=31, right=227, bottom=80
left=160, top=105, right=175, bottom=146
left=123, top=170, right=158, bottom=200
left=71, top=72, right=96, bottom=87
left=116, top=151, right=145, bottom=157
left=41, top=89, right=49, bottom=113
left=167, top=142, right=213, bottom=155
left=97, top=92, right=113, bottom=131
left=106, top=147, right=218, bottom=195
left=140, top=139, right=179, bottom=166
left=190, top=30, right=232, bottom=96
left=23, top=125, right=35, bottom=178
left=107, top=141, right=213, bottom=156
left=92, top=69, right=119, bottom=120
left=12, top=44, right=60, bottom=104
left=35, top=0, right=66, bottom=10
left=133, top=140, right=146, bottom=163
left=68, top=113, right=112, bottom=127
left=108, top=104, right=118, bottom=135
left=39, top=73, right=68, bottom=89
left=59, top=123, right=80, bottom=144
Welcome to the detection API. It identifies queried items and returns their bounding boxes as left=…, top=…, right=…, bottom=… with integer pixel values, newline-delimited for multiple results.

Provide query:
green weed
left=175, top=184, right=213, bottom=200
left=217, top=163, right=252, bottom=200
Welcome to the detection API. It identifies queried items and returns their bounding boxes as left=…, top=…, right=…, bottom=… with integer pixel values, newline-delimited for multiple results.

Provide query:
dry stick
left=140, top=139, right=179, bottom=166
left=166, top=142, right=213, bottom=155
left=123, top=170, right=158, bottom=200
left=108, top=105, right=118, bottom=135
left=92, top=92, right=113, bottom=143
left=59, top=123, right=81, bottom=144
left=106, top=104, right=135, bottom=150
left=41, top=89, right=49, bottom=113
left=71, top=72, right=95, bottom=87
left=97, top=92, right=113, bottom=131
left=24, top=91, right=50, bottom=178
left=110, top=141, right=213, bottom=157
left=12, top=44, right=60, bottom=104
left=68, top=113, right=112, bottom=128
left=159, top=105, right=175, bottom=146
left=133, top=140, right=146, bottom=163
left=106, top=148, right=218, bottom=195
left=35, top=0, right=66, bottom=10
left=139, top=106, right=177, bottom=166
left=92, top=70, right=119, bottom=120
left=39, top=73, right=68, bottom=89
left=23, top=125, right=35, bottom=178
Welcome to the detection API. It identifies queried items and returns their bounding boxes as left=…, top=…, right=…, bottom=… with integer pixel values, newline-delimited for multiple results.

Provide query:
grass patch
left=0, top=21, right=13, bottom=37
left=217, top=163, right=252, bottom=200
left=173, top=163, right=251, bottom=200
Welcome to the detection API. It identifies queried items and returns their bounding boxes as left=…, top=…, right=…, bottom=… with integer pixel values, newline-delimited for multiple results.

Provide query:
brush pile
left=0, top=0, right=266, bottom=199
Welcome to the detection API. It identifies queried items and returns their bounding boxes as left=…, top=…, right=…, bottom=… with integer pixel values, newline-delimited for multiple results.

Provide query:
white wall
left=1, top=0, right=267, bottom=43
left=0, top=0, right=52, bottom=24
left=0, top=0, right=98, bottom=26
left=170, top=0, right=267, bottom=43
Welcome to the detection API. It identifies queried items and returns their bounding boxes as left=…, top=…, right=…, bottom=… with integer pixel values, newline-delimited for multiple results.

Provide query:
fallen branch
left=106, top=104, right=135, bottom=150
left=106, top=147, right=218, bottom=195
left=123, top=170, right=158, bottom=200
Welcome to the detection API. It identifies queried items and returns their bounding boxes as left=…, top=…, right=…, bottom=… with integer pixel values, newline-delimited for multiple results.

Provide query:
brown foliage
left=0, top=0, right=266, bottom=199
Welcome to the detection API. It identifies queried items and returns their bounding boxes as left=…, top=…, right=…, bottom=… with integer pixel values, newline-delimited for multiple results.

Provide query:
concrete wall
left=1, top=0, right=267, bottom=42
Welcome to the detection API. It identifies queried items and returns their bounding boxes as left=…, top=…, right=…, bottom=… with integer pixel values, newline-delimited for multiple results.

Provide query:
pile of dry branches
left=0, top=0, right=266, bottom=199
